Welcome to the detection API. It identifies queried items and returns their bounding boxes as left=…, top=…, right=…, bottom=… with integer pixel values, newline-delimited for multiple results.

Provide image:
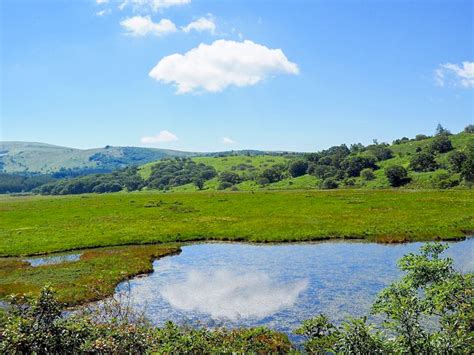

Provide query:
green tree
left=385, top=165, right=409, bottom=187
left=464, top=124, right=474, bottom=133
left=409, top=151, right=438, bottom=172
left=260, top=166, right=284, bottom=183
left=193, top=178, right=205, bottom=190
left=288, top=160, right=308, bottom=178
left=435, top=123, right=451, bottom=136
left=341, top=156, right=377, bottom=177
left=447, top=151, right=467, bottom=173
left=429, top=134, right=453, bottom=153
left=360, top=168, right=375, bottom=181
left=321, top=177, right=339, bottom=189
left=219, top=171, right=242, bottom=185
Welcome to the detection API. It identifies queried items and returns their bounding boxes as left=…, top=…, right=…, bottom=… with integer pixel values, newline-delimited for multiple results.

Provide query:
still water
left=115, top=239, right=473, bottom=336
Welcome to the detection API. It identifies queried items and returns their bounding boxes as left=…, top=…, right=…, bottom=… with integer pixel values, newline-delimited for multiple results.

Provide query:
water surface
left=25, top=253, right=81, bottom=267
left=116, top=239, right=473, bottom=336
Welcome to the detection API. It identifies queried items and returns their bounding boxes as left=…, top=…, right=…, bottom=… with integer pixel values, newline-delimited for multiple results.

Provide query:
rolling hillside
left=139, top=131, right=473, bottom=192
left=0, top=142, right=194, bottom=174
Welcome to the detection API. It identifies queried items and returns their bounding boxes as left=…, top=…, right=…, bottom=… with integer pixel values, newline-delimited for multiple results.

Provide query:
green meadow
left=1, top=189, right=472, bottom=257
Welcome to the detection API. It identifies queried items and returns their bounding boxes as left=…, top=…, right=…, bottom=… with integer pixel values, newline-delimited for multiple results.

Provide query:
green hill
left=139, top=130, right=473, bottom=192
left=0, top=142, right=194, bottom=174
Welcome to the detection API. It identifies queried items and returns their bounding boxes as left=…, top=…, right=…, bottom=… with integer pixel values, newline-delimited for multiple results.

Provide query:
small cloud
left=149, top=39, right=299, bottom=94
left=96, top=0, right=109, bottom=4
left=120, top=16, right=177, bottom=36
left=182, top=15, right=216, bottom=34
left=434, top=61, right=474, bottom=88
left=221, top=137, right=235, bottom=145
left=118, top=1, right=128, bottom=11
left=96, top=9, right=111, bottom=16
left=141, top=130, right=178, bottom=144
left=121, top=0, right=191, bottom=12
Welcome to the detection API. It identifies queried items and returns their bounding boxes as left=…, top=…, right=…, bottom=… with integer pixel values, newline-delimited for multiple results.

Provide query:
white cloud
left=96, top=9, right=111, bottom=16
left=159, top=269, right=308, bottom=320
left=435, top=61, right=474, bottom=88
left=221, top=137, right=235, bottom=144
left=120, top=16, right=177, bottom=36
left=141, top=130, right=178, bottom=143
left=121, top=0, right=191, bottom=12
left=182, top=16, right=216, bottom=34
left=96, top=0, right=109, bottom=4
left=149, top=39, right=299, bottom=94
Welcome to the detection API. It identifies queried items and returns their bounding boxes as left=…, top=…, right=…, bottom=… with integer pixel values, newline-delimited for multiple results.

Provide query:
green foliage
left=429, top=134, right=453, bottom=154
left=341, top=156, right=377, bottom=177
left=218, top=171, right=242, bottom=190
left=298, top=243, right=473, bottom=354
left=415, top=134, right=429, bottom=141
left=288, top=159, right=308, bottom=177
left=365, top=143, right=393, bottom=161
left=464, top=124, right=474, bottom=133
left=448, top=150, right=467, bottom=173
left=385, top=165, right=409, bottom=187
left=360, top=168, right=375, bottom=181
left=0, top=174, right=54, bottom=194
left=409, top=151, right=438, bottom=172
left=0, top=287, right=292, bottom=354
left=321, top=177, right=339, bottom=189
left=36, top=167, right=143, bottom=195
left=147, top=158, right=217, bottom=190
left=260, top=165, right=285, bottom=183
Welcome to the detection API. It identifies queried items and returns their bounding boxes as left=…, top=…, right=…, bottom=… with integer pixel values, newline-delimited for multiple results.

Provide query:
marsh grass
left=0, top=190, right=472, bottom=257
left=0, top=244, right=180, bottom=305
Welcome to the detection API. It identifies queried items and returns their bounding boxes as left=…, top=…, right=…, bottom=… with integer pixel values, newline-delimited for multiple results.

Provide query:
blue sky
left=1, top=0, right=473, bottom=152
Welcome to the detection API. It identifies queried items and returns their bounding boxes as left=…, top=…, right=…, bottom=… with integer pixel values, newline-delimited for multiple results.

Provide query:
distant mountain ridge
left=0, top=142, right=195, bottom=174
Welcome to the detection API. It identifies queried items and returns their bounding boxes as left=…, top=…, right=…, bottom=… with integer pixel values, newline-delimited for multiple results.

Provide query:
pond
left=115, top=239, right=473, bottom=338
left=24, top=253, right=81, bottom=267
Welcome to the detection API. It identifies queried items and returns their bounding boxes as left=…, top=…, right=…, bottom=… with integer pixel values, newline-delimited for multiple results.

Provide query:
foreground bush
left=0, top=287, right=291, bottom=354
left=295, top=243, right=473, bottom=354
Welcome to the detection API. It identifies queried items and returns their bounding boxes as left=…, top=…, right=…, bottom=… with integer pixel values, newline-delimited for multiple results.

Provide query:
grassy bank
left=0, top=244, right=180, bottom=305
left=1, top=189, right=473, bottom=257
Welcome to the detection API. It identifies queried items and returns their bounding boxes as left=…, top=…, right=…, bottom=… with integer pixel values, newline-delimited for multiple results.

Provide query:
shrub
left=464, top=124, right=474, bottom=133
left=360, top=168, right=375, bottom=181
left=260, top=166, right=284, bottom=183
left=409, top=151, right=438, bottom=172
left=288, top=160, right=308, bottom=178
left=343, top=178, right=356, bottom=187
left=310, top=165, right=339, bottom=179
left=321, top=177, right=339, bottom=189
left=297, top=243, right=473, bottom=354
left=429, top=134, right=453, bottom=153
left=219, top=171, right=242, bottom=185
left=415, top=134, right=429, bottom=141
left=385, top=166, right=409, bottom=187
left=341, top=156, right=377, bottom=177
left=447, top=151, right=467, bottom=173
left=365, top=144, right=393, bottom=161
left=217, top=181, right=233, bottom=190
left=0, top=287, right=292, bottom=354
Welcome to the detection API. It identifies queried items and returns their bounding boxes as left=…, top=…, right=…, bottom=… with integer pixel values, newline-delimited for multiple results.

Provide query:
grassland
left=1, top=190, right=472, bottom=257
left=0, top=244, right=180, bottom=305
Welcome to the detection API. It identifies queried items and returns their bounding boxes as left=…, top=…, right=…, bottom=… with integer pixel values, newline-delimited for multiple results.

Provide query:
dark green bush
left=321, top=177, right=339, bottom=189
left=385, top=165, right=409, bottom=187
left=409, top=151, right=438, bottom=172
left=360, top=168, right=375, bottom=181
left=288, top=160, right=308, bottom=178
